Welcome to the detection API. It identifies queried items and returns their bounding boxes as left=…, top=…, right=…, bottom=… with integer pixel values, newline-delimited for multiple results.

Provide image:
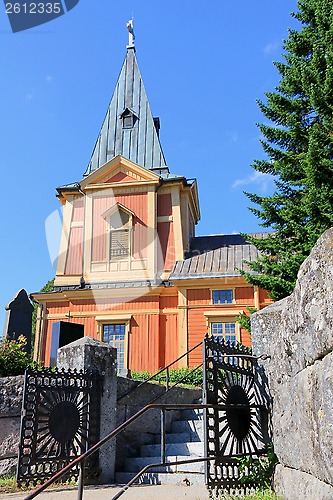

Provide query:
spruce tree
left=243, top=0, right=333, bottom=301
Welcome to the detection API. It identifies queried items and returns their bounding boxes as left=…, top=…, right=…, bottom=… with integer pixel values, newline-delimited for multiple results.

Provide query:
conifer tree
left=243, top=0, right=333, bottom=300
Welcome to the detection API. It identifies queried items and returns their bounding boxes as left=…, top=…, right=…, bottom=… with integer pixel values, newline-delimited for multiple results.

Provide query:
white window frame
left=204, top=312, right=241, bottom=344
left=101, top=203, right=135, bottom=265
left=211, top=288, right=235, bottom=305
left=97, top=315, right=131, bottom=372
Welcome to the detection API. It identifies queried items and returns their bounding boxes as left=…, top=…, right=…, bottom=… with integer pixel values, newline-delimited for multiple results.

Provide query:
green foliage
left=0, top=474, right=22, bottom=494
left=31, top=278, right=55, bottom=346
left=236, top=307, right=258, bottom=333
left=243, top=0, right=333, bottom=300
left=0, top=336, right=32, bottom=377
left=219, top=491, right=281, bottom=500
left=0, top=474, right=76, bottom=494
left=131, top=366, right=203, bottom=387
left=237, top=446, right=278, bottom=490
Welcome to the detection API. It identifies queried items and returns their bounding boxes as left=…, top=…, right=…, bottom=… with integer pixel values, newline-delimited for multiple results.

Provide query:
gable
left=106, top=171, right=135, bottom=183
left=79, top=155, right=160, bottom=190
left=101, top=164, right=150, bottom=184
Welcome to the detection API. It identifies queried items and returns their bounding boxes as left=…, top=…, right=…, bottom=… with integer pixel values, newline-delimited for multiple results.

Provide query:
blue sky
left=0, top=0, right=299, bottom=330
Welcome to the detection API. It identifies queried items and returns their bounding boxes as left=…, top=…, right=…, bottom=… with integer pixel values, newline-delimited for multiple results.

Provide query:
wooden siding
left=259, top=288, right=271, bottom=305
left=72, top=198, right=84, bottom=222
left=187, top=289, right=210, bottom=305
left=92, top=193, right=148, bottom=262
left=240, top=327, right=251, bottom=347
left=46, top=301, right=69, bottom=314
left=157, top=193, right=172, bottom=216
left=159, top=314, right=179, bottom=369
left=65, top=227, right=83, bottom=275
left=106, top=171, right=135, bottom=183
left=158, top=222, right=175, bottom=270
left=160, top=295, right=178, bottom=310
left=40, top=285, right=270, bottom=369
left=46, top=296, right=160, bottom=314
left=187, top=309, right=207, bottom=366
left=235, top=287, right=254, bottom=304
left=132, top=219, right=147, bottom=259
left=129, top=313, right=158, bottom=372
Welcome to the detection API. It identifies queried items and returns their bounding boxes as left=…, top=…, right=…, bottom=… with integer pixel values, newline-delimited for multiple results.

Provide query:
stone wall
left=252, top=227, right=333, bottom=500
left=0, top=375, right=24, bottom=475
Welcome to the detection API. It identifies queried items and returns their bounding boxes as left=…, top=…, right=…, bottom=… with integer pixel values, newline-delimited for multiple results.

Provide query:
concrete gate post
left=57, top=336, right=117, bottom=483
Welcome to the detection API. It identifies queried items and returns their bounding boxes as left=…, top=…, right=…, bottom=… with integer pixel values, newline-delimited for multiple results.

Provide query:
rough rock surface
left=251, top=227, right=333, bottom=498
left=274, top=465, right=333, bottom=500
left=0, top=375, right=24, bottom=474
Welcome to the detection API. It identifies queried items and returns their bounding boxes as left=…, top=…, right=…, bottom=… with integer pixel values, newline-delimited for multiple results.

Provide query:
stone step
left=123, top=455, right=205, bottom=473
left=115, top=471, right=205, bottom=486
left=162, top=432, right=195, bottom=444
left=140, top=441, right=204, bottom=457
left=180, top=408, right=204, bottom=421
left=171, top=419, right=204, bottom=438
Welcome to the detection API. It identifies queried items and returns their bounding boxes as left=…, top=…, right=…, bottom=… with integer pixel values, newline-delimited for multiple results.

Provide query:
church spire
left=84, top=21, right=168, bottom=177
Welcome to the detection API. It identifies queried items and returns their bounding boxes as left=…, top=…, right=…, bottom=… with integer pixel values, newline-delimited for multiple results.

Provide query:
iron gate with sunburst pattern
left=203, top=334, right=271, bottom=493
left=17, top=367, right=101, bottom=486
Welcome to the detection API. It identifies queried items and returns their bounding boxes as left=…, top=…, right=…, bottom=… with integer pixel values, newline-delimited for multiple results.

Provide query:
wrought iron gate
left=203, top=334, right=271, bottom=493
left=17, top=367, right=101, bottom=486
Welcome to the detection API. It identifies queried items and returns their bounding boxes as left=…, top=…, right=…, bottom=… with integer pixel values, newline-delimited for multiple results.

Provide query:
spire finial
left=126, top=18, right=135, bottom=49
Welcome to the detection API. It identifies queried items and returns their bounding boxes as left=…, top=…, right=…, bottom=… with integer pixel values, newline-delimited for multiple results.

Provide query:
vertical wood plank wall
left=41, top=284, right=270, bottom=370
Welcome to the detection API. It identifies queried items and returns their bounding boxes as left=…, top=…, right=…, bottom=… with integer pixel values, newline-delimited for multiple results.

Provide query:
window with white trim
left=107, top=207, right=132, bottom=261
left=211, top=322, right=237, bottom=344
left=212, top=289, right=233, bottom=304
left=103, top=323, right=126, bottom=371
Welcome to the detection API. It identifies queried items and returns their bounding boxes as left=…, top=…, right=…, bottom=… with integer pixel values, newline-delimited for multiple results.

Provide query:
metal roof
left=170, top=234, right=265, bottom=280
left=84, top=47, right=168, bottom=177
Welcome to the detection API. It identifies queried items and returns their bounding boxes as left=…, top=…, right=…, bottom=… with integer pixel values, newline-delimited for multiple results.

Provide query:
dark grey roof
left=84, top=47, right=168, bottom=177
left=170, top=234, right=265, bottom=280
left=56, top=182, right=79, bottom=192
left=36, top=279, right=171, bottom=294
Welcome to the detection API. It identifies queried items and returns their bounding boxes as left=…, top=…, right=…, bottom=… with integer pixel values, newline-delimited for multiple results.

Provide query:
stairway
left=116, top=405, right=206, bottom=486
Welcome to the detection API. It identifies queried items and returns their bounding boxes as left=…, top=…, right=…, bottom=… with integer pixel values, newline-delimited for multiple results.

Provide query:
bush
left=131, top=366, right=203, bottom=387
left=0, top=336, right=32, bottom=377
left=237, top=446, right=278, bottom=490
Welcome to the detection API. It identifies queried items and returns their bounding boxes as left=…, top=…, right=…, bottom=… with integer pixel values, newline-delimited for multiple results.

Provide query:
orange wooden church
left=32, top=27, right=271, bottom=373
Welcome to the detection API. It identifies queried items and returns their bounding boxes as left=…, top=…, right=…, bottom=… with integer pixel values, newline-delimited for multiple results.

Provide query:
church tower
left=54, top=21, right=200, bottom=291
left=32, top=23, right=270, bottom=372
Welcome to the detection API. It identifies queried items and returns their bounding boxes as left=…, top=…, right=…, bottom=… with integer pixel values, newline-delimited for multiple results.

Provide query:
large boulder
left=252, top=227, right=333, bottom=499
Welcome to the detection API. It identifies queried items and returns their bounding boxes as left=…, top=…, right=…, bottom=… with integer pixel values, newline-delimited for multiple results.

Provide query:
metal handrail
left=111, top=456, right=217, bottom=500
left=24, top=402, right=266, bottom=500
left=117, top=340, right=203, bottom=402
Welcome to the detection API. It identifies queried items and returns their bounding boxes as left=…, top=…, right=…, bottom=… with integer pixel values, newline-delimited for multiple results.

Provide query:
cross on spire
left=126, top=19, right=135, bottom=48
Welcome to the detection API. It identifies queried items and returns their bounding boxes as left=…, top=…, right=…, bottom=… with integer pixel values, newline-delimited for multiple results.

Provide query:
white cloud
left=263, top=41, right=280, bottom=55
left=232, top=171, right=273, bottom=193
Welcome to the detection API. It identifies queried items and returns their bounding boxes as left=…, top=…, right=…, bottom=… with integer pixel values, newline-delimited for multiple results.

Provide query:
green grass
left=0, top=474, right=77, bottom=494
left=0, top=475, right=279, bottom=499
left=0, top=474, right=20, bottom=493
left=219, top=490, right=281, bottom=499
